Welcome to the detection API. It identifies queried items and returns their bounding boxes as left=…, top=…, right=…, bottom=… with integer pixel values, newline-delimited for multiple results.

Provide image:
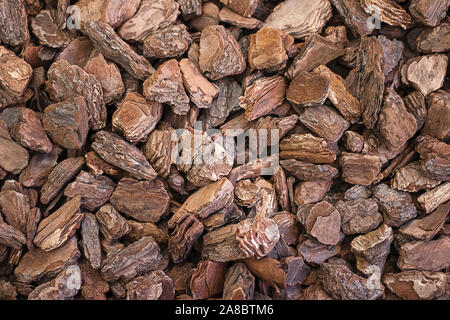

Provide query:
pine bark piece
left=112, top=93, right=161, bottom=144
left=377, top=88, right=417, bottom=151
left=219, top=7, right=262, bottom=29
left=34, top=196, right=83, bottom=252
left=126, top=270, right=175, bottom=300
left=253, top=178, right=278, bottom=219
left=264, top=0, right=332, bottom=39
left=415, top=135, right=450, bottom=181
left=0, top=190, right=30, bottom=233
left=143, top=59, right=190, bottom=115
left=0, top=122, right=29, bottom=174
left=83, top=53, right=125, bottom=105
left=202, top=79, right=242, bottom=128
left=0, top=47, right=33, bottom=109
left=85, top=151, right=124, bottom=177
left=142, top=129, right=176, bottom=178
left=96, top=204, right=131, bottom=240
left=353, top=37, right=385, bottom=129
left=170, top=178, right=233, bottom=228
left=0, top=280, right=16, bottom=300
left=169, top=213, right=204, bottom=263
left=416, top=22, right=450, bottom=53
left=239, top=76, right=286, bottom=121
left=46, top=59, right=106, bottom=131
left=298, top=238, right=339, bottom=265
left=92, top=130, right=157, bottom=181
left=26, top=207, right=41, bottom=251
left=179, top=58, right=219, bottom=109
left=118, top=0, right=179, bottom=42
left=0, top=107, right=52, bottom=154
left=0, top=223, right=26, bottom=250
left=286, top=34, right=344, bottom=80
left=0, top=0, right=29, bottom=46
left=398, top=237, right=450, bottom=272
left=202, top=217, right=280, bottom=262
left=75, top=0, right=141, bottom=29
left=176, top=0, right=201, bottom=15
left=319, top=258, right=384, bottom=300
left=372, top=184, right=417, bottom=227
left=167, top=263, right=194, bottom=292
left=14, top=236, right=80, bottom=284
left=299, top=105, right=349, bottom=143
left=383, top=270, right=448, bottom=300
left=287, top=72, right=329, bottom=107
left=31, top=10, right=72, bottom=48
left=294, top=180, right=331, bottom=206
left=234, top=180, right=261, bottom=208
left=79, top=262, right=109, bottom=300
left=252, top=115, right=298, bottom=146
left=199, top=25, right=246, bottom=80
left=42, top=96, right=89, bottom=150
left=143, top=24, right=191, bottom=59
left=391, top=162, right=441, bottom=193
left=19, top=148, right=60, bottom=188
left=219, top=0, right=258, bottom=18
left=399, top=202, right=449, bottom=241
left=248, top=28, right=292, bottom=71
left=200, top=203, right=245, bottom=232
left=40, top=157, right=84, bottom=205
left=189, top=2, right=219, bottom=32
left=280, top=134, right=337, bottom=164
left=313, top=65, right=361, bottom=123
left=190, top=260, right=227, bottom=299
left=110, top=177, right=170, bottom=223
left=81, top=213, right=102, bottom=270
left=223, top=262, right=255, bottom=300
left=273, top=166, right=290, bottom=212
left=360, top=0, right=412, bottom=29
left=417, top=182, right=450, bottom=214
left=404, top=54, right=448, bottom=97
left=64, top=171, right=115, bottom=212
left=243, top=257, right=286, bottom=289
left=340, top=153, right=383, bottom=186
left=28, top=265, right=81, bottom=300
left=423, top=91, right=450, bottom=141
left=281, top=159, right=338, bottom=181
left=336, top=199, right=382, bottom=235
left=82, top=21, right=155, bottom=81
left=403, top=91, right=427, bottom=130
left=101, top=236, right=163, bottom=282
left=351, top=223, right=393, bottom=276
left=330, top=0, right=372, bottom=36
left=126, top=220, right=168, bottom=244
left=297, top=201, right=341, bottom=246
left=378, top=35, right=404, bottom=78
left=409, top=0, right=449, bottom=27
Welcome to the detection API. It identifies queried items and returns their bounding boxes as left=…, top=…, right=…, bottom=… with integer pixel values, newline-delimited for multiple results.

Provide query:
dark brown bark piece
left=0, top=0, right=29, bottom=46
left=330, top=0, right=372, bottom=36
left=223, top=262, right=255, bottom=300
left=416, top=22, right=450, bottom=53
left=142, top=129, right=176, bottom=178
left=391, top=162, right=441, bottom=193
left=280, top=134, right=337, bottom=164
left=64, top=171, right=115, bottom=212
left=81, top=212, right=102, bottom=269
left=84, top=151, right=124, bottom=178
left=143, top=24, right=191, bottom=59
left=46, top=59, right=106, bottom=131
left=92, top=130, right=157, bottom=181
left=14, top=236, right=80, bottom=283
left=281, top=159, right=338, bottom=181
left=0, top=122, right=29, bottom=174
left=294, top=180, right=331, bottom=206
left=0, top=189, right=30, bottom=233
left=409, top=0, right=449, bottom=27
left=199, top=25, right=246, bottom=80
left=287, top=72, right=329, bottom=107
left=101, top=236, right=163, bottom=282
left=360, top=0, right=412, bottom=29
left=423, top=91, right=450, bottom=141
left=82, top=21, right=155, bottom=80
left=40, top=157, right=84, bottom=205
left=168, top=213, right=204, bottom=263
left=220, top=0, right=258, bottom=18
left=397, top=237, right=450, bottom=272
left=372, top=184, right=417, bottom=227
left=0, top=107, right=52, bottom=154
left=126, top=220, right=168, bottom=244
left=34, top=196, right=83, bottom=252
left=79, top=262, right=109, bottom=300
left=96, top=204, right=131, bottom=241
left=298, top=238, right=340, bottom=265
left=403, top=91, right=427, bottom=130
left=28, top=265, right=81, bottom=300
left=190, top=260, right=227, bottom=299
left=337, top=198, right=382, bottom=235
left=248, top=28, right=292, bottom=70
left=26, top=207, right=41, bottom=251
left=240, top=76, right=286, bottom=121
left=143, top=59, right=190, bottom=115
left=43, top=96, right=89, bottom=150
left=0, top=223, right=26, bottom=250
left=219, top=7, right=262, bottom=29
left=340, top=153, right=383, bottom=186
left=126, top=270, right=175, bottom=300
left=110, top=177, right=170, bottom=223
left=417, top=182, right=450, bottom=214
left=31, top=10, right=72, bottom=48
